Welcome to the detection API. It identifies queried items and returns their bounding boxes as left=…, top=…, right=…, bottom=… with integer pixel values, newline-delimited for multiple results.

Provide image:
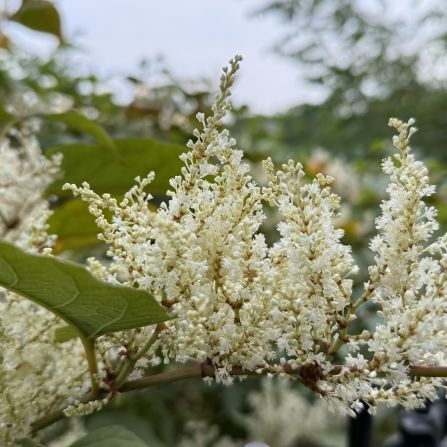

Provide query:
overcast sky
left=7, top=0, right=319, bottom=113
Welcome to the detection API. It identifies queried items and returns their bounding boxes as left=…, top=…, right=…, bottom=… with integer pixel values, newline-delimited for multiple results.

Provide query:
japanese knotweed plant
left=2, top=55, right=447, bottom=445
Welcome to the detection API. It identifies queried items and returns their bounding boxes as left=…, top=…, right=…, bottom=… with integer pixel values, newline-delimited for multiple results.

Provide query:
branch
left=410, top=365, right=447, bottom=378
left=30, top=362, right=447, bottom=435
left=328, top=271, right=384, bottom=356
left=30, top=391, right=96, bottom=433
left=29, top=362, right=328, bottom=434
left=112, top=326, right=159, bottom=390
left=118, top=362, right=343, bottom=391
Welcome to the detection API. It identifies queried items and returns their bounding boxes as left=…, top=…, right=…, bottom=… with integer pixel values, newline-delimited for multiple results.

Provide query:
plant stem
left=80, top=336, right=100, bottom=397
left=120, top=364, right=204, bottom=391
left=119, top=364, right=447, bottom=392
left=119, top=363, right=274, bottom=392
left=30, top=391, right=96, bottom=433
left=410, top=365, right=447, bottom=378
left=113, top=327, right=159, bottom=390
left=30, top=362, right=447, bottom=435
left=328, top=280, right=378, bottom=356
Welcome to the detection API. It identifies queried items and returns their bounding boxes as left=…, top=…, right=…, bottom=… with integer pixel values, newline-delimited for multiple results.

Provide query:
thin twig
left=30, top=362, right=447, bottom=435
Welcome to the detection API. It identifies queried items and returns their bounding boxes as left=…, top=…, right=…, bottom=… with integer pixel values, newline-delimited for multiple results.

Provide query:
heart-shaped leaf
left=0, top=241, right=172, bottom=339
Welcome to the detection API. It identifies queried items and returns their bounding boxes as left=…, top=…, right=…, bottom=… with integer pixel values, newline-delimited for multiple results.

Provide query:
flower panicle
left=5, top=58, right=447, bottom=443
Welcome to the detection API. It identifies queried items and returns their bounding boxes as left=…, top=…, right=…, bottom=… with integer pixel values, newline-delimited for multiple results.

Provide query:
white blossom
left=4, top=57, right=447, bottom=446
left=65, top=59, right=447, bottom=416
left=0, top=125, right=61, bottom=249
left=0, top=128, right=88, bottom=445
left=242, top=378, right=342, bottom=447
left=65, top=56, right=278, bottom=382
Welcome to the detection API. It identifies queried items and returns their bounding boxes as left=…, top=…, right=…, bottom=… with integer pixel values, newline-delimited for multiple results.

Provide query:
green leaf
left=54, top=325, right=78, bottom=342
left=47, top=198, right=104, bottom=253
left=46, top=138, right=184, bottom=197
left=45, top=112, right=115, bottom=149
left=48, top=197, right=157, bottom=254
left=0, top=241, right=172, bottom=339
left=70, top=425, right=149, bottom=447
left=10, top=0, right=64, bottom=42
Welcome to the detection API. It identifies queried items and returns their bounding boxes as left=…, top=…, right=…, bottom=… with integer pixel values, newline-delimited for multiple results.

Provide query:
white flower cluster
left=66, top=56, right=278, bottom=383
left=0, top=125, right=61, bottom=249
left=2, top=57, right=447, bottom=444
left=308, top=117, right=447, bottom=414
left=242, top=378, right=341, bottom=447
left=363, top=117, right=447, bottom=406
left=263, top=158, right=357, bottom=373
left=64, top=57, right=447, bottom=415
left=179, top=378, right=341, bottom=447
left=0, top=128, right=88, bottom=445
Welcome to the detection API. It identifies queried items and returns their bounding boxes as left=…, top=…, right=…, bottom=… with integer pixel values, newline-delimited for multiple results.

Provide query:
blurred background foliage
left=2, top=1, right=447, bottom=446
